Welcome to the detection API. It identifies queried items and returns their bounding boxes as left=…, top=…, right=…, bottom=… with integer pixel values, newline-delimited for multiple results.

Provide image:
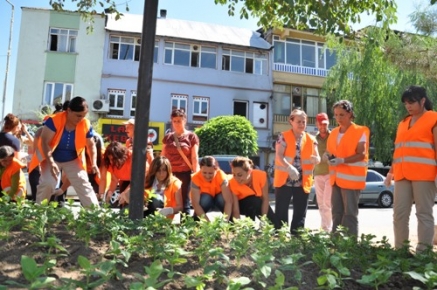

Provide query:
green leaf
left=78, top=255, right=91, bottom=270
left=21, top=256, right=42, bottom=282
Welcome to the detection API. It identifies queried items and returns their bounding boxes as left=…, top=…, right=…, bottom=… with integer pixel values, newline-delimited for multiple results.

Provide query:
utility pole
left=128, top=0, right=159, bottom=220
left=2, top=0, right=14, bottom=119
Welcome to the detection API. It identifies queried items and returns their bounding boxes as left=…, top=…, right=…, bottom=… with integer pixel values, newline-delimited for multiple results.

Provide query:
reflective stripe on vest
left=394, top=141, right=433, bottom=149
left=392, top=156, right=437, bottom=166
left=336, top=172, right=366, bottom=182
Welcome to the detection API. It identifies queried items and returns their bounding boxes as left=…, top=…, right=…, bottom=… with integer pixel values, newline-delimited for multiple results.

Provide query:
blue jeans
left=199, top=192, right=225, bottom=213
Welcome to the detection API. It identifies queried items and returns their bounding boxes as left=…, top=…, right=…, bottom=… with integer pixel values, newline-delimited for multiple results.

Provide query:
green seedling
left=357, top=267, right=393, bottom=289
left=3, top=256, right=56, bottom=289
left=226, top=276, right=251, bottom=290
left=130, top=260, right=172, bottom=289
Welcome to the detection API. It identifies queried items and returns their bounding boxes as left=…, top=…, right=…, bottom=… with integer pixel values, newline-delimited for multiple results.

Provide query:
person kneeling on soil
left=191, top=156, right=233, bottom=221
left=118, top=156, right=183, bottom=219
left=0, top=145, right=27, bottom=201
left=229, top=156, right=279, bottom=229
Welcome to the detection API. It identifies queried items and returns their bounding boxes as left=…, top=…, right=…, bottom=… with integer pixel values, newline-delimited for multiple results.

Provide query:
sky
left=0, top=0, right=427, bottom=117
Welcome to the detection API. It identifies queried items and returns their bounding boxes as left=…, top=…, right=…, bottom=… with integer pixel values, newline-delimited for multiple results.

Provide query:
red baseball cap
left=316, top=113, right=329, bottom=125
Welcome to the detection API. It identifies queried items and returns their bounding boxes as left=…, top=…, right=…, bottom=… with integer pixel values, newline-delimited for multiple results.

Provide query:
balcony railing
left=274, top=114, right=336, bottom=126
left=273, top=63, right=329, bottom=77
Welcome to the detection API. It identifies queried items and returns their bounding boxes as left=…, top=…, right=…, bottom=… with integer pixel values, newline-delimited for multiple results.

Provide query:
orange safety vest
left=144, top=176, right=182, bottom=219
left=107, top=150, right=132, bottom=181
left=1, top=158, right=27, bottom=198
left=229, top=169, right=266, bottom=200
left=392, top=111, right=437, bottom=181
left=191, top=169, right=227, bottom=197
left=327, top=123, right=369, bottom=190
left=273, top=130, right=316, bottom=193
left=28, top=112, right=90, bottom=173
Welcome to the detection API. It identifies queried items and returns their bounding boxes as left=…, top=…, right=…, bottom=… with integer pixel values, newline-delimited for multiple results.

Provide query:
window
left=130, top=91, right=136, bottom=117
left=234, top=101, right=248, bottom=118
left=366, top=171, right=382, bottom=182
left=272, top=84, right=327, bottom=118
left=193, top=97, right=209, bottom=122
left=164, top=42, right=216, bottom=68
left=108, top=89, right=125, bottom=116
left=273, top=36, right=337, bottom=69
left=171, top=94, right=188, bottom=113
left=110, top=36, right=141, bottom=61
left=49, top=28, right=77, bottom=53
left=222, top=49, right=267, bottom=75
left=44, top=82, right=73, bottom=106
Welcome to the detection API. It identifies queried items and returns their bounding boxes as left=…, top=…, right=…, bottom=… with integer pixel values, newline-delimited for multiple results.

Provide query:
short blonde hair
left=289, top=109, right=307, bottom=121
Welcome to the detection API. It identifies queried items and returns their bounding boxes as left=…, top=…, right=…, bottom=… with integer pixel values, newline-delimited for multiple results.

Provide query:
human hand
left=287, top=165, right=299, bottom=180
left=91, top=164, right=100, bottom=180
left=53, top=188, right=64, bottom=196
left=118, top=190, right=130, bottom=205
left=49, top=161, right=60, bottom=180
left=322, top=152, right=331, bottom=162
left=384, top=173, right=393, bottom=188
left=329, top=158, right=344, bottom=166
left=310, top=155, right=321, bottom=165
left=158, top=207, right=174, bottom=216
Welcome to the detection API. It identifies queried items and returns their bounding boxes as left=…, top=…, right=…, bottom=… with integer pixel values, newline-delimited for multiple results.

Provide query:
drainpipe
left=2, top=0, right=14, bottom=119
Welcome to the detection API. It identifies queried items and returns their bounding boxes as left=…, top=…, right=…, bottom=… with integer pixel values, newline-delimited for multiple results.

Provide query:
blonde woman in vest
left=230, top=156, right=279, bottom=228
left=384, top=86, right=437, bottom=252
left=274, top=109, right=320, bottom=235
left=191, top=156, right=233, bottom=221
left=29, top=97, right=100, bottom=208
left=0, top=145, right=27, bottom=200
left=323, top=100, right=369, bottom=237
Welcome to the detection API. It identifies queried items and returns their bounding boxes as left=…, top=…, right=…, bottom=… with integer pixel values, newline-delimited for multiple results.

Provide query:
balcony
left=273, top=114, right=336, bottom=127
left=273, top=63, right=329, bottom=77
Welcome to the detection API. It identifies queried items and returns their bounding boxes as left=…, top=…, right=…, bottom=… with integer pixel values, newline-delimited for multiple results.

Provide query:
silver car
left=308, top=169, right=394, bottom=208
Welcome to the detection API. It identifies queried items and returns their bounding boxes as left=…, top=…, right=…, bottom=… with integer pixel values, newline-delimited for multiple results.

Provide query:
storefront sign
left=97, top=118, right=165, bottom=150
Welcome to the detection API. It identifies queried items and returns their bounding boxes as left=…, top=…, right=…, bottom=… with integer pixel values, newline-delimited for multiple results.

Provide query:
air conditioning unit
left=39, top=104, right=56, bottom=114
left=92, top=99, right=109, bottom=113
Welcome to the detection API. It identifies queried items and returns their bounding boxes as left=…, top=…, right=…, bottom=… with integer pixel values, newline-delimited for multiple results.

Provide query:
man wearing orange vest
left=323, top=100, right=369, bottom=237
left=29, top=97, right=100, bottom=208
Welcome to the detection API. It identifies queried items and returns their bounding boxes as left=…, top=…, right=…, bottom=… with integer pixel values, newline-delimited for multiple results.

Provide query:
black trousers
left=28, top=168, right=41, bottom=202
left=173, top=171, right=192, bottom=215
left=275, top=185, right=309, bottom=235
left=143, top=197, right=164, bottom=217
left=237, top=195, right=280, bottom=229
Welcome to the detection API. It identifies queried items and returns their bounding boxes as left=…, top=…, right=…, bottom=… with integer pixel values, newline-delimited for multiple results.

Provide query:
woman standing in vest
left=191, top=156, right=233, bottom=221
left=384, top=86, right=437, bottom=252
left=274, top=109, right=320, bottom=235
left=323, top=100, right=369, bottom=237
left=161, top=109, right=199, bottom=216
left=29, top=96, right=100, bottom=208
left=230, top=156, right=279, bottom=228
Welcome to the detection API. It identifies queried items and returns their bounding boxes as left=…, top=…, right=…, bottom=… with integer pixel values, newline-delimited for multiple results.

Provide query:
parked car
left=308, top=169, right=394, bottom=208
left=202, top=155, right=260, bottom=175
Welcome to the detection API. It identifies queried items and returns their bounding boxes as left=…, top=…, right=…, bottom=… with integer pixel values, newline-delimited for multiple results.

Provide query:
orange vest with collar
left=1, top=158, right=26, bottom=198
left=273, top=130, right=315, bottom=193
left=28, top=112, right=90, bottom=173
left=229, top=169, right=266, bottom=200
left=144, top=176, right=182, bottom=219
left=327, top=123, right=369, bottom=190
left=191, top=169, right=227, bottom=197
left=392, top=111, right=437, bottom=181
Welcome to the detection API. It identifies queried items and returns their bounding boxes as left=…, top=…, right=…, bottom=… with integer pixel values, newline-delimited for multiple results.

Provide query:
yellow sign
left=97, top=118, right=165, bottom=150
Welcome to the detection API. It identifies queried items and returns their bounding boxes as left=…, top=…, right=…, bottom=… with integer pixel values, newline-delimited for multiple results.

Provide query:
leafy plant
left=3, top=256, right=56, bottom=289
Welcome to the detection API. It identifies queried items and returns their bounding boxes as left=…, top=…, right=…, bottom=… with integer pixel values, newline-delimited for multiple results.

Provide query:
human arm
left=275, top=137, right=299, bottom=180
left=105, top=172, right=119, bottom=203
left=383, top=167, right=393, bottom=187
left=40, top=126, right=59, bottom=179
left=98, top=165, right=108, bottom=200
left=21, top=123, right=34, bottom=145
left=190, top=185, right=209, bottom=221
left=191, top=143, right=199, bottom=172
left=261, top=177, right=269, bottom=215
left=54, top=172, right=70, bottom=196
left=86, top=136, right=100, bottom=180
left=329, top=140, right=366, bottom=166
left=231, top=194, right=240, bottom=219
left=221, top=180, right=233, bottom=221
left=310, top=143, right=321, bottom=165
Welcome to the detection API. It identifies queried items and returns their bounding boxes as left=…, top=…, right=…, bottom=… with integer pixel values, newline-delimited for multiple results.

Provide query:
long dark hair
left=69, top=96, right=88, bottom=112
